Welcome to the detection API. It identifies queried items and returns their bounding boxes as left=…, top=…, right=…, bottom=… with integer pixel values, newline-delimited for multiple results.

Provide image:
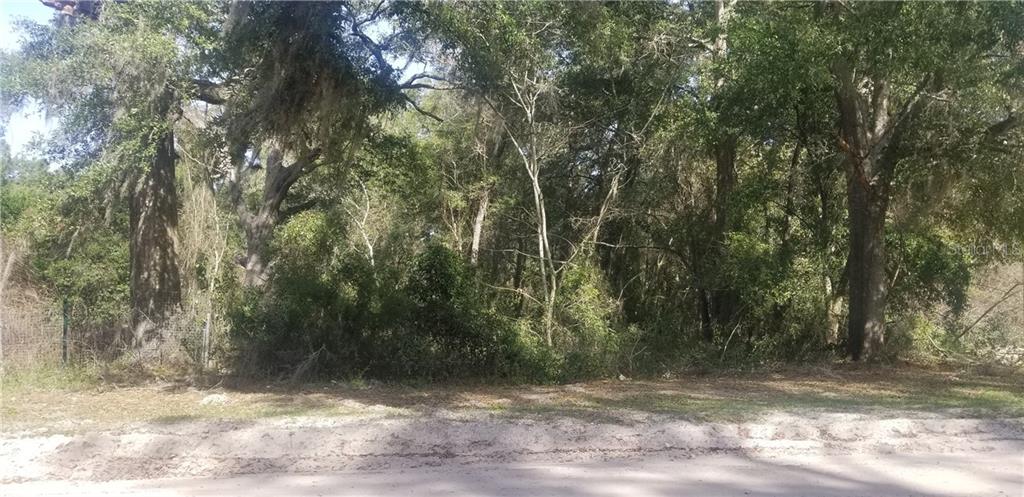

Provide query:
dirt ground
left=2, top=365, right=1023, bottom=490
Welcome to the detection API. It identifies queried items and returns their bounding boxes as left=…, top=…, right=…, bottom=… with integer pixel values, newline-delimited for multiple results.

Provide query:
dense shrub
left=401, top=244, right=498, bottom=377
left=226, top=238, right=564, bottom=381
left=555, top=260, right=621, bottom=380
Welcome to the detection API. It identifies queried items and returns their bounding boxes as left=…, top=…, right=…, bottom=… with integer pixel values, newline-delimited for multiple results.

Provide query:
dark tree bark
left=39, top=0, right=100, bottom=20
left=712, top=134, right=738, bottom=239
left=699, top=289, right=714, bottom=342
left=779, top=142, right=802, bottom=260
left=129, top=92, right=182, bottom=350
left=844, top=168, right=889, bottom=360
left=833, top=61, right=929, bottom=360
left=705, top=133, right=739, bottom=340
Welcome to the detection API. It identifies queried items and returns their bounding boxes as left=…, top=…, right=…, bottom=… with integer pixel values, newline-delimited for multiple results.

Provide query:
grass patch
left=1, top=364, right=102, bottom=394
left=469, top=367, right=1024, bottom=422
left=1, top=386, right=410, bottom=433
left=2, top=365, right=1022, bottom=431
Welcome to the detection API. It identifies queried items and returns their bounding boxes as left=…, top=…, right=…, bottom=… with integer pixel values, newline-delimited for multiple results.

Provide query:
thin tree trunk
left=512, top=237, right=526, bottom=317
left=533, top=181, right=556, bottom=347
left=346, top=179, right=376, bottom=268
left=823, top=254, right=848, bottom=348
left=470, top=189, right=489, bottom=267
left=0, top=242, right=18, bottom=306
left=814, top=156, right=843, bottom=346
left=779, top=143, right=801, bottom=258
left=470, top=125, right=506, bottom=268
left=502, top=91, right=557, bottom=346
left=824, top=275, right=842, bottom=345
left=699, top=289, right=714, bottom=342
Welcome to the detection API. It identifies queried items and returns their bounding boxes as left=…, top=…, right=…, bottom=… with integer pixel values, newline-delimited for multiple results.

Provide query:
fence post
left=61, top=298, right=69, bottom=366
left=202, top=311, right=211, bottom=371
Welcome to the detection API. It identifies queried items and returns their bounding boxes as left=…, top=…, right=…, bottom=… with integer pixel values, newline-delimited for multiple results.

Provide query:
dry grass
left=3, top=364, right=1022, bottom=433
left=1, top=379, right=408, bottom=433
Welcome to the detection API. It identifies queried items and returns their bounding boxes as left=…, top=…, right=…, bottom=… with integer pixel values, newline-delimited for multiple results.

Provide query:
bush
left=226, top=240, right=564, bottom=381
left=883, top=314, right=946, bottom=364
left=399, top=244, right=487, bottom=377
left=555, top=260, right=621, bottom=380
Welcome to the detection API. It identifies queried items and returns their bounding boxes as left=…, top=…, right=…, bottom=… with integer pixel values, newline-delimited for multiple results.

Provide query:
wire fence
left=1, top=297, right=221, bottom=372
left=1, top=301, right=63, bottom=370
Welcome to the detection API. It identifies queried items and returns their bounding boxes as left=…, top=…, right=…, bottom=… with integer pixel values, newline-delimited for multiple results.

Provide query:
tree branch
left=280, top=199, right=318, bottom=220
left=402, top=94, right=443, bottom=122
left=399, top=72, right=449, bottom=88
left=956, top=283, right=1022, bottom=341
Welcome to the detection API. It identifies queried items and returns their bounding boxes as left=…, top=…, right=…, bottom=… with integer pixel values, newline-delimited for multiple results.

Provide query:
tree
left=824, top=2, right=1023, bottom=360
left=193, top=1, right=420, bottom=287
left=3, top=0, right=219, bottom=351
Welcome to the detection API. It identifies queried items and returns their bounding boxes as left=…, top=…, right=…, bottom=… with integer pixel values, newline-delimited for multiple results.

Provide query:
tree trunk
left=706, top=133, right=739, bottom=337
left=240, top=210, right=275, bottom=287
left=470, top=189, right=489, bottom=267
left=779, top=143, right=801, bottom=259
left=0, top=241, right=19, bottom=307
left=813, top=156, right=843, bottom=346
left=832, top=59, right=928, bottom=360
left=129, top=105, right=182, bottom=352
left=699, top=289, right=714, bottom=342
left=824, top=274, right=844, bottom=346
left=845, top=172, right=888, bottom=361
left=512, top=236, right=526, bottom=317
left=712, top=138, right=738, bottom=236
left=229, top=142, right=322, bottom=288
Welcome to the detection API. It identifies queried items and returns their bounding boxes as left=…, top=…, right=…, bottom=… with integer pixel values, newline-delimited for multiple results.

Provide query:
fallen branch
left=290, top=345, right=327, bottom=384
left=955, top=282, right=1022, bottom=341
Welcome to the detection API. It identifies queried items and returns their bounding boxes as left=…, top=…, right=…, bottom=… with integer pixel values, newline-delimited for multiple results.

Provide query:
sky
left=1, top=0, right=58, bottom=158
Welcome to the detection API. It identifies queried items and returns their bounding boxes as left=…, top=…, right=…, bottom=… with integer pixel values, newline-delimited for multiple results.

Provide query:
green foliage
left=555, top=260, right=621, bottom=379
left=1, top=154, right=129, bottom=325
left=4, top=1, right=1023, bottom=381
left=402, top=244, right=498, bottom=377
left=884, top=314, right=946, bottom=364
left=227, top=238, right=561, bottom=381
left=889, top=231, right=972, bottom=317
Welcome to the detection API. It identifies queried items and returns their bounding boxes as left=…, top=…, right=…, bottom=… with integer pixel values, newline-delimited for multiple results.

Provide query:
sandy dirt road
left=2, top=410, right=1023, bottom=496
left=3, top=450, right=1023, bottom=497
